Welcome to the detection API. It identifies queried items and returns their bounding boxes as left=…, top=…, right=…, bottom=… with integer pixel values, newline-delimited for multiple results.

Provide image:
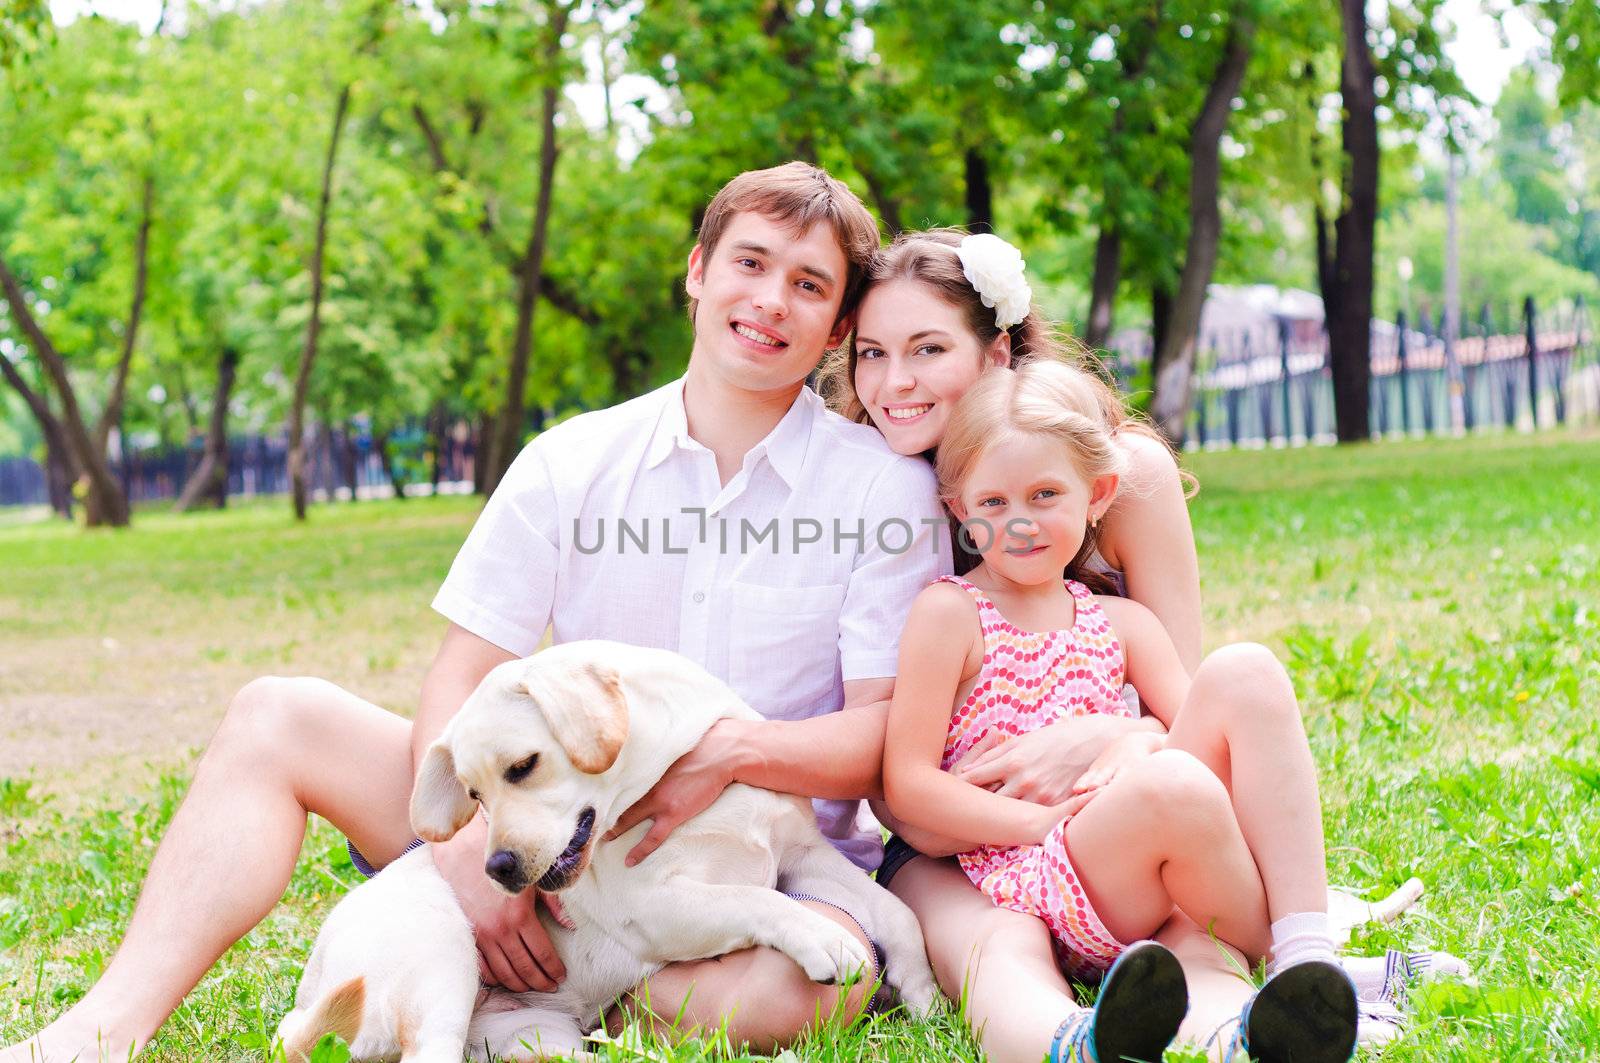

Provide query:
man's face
left=685, top=212, right=852, bottom=395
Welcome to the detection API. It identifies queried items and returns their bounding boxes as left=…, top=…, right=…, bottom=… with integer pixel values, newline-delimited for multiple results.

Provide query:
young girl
left=882, top=359, right=1358, bottom=1063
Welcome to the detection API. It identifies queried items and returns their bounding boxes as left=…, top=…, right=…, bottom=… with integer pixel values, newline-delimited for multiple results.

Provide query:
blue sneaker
left=1224, top=960, right=1358, bottom=1063
left=1049, top=940, right=1189, bottom=1063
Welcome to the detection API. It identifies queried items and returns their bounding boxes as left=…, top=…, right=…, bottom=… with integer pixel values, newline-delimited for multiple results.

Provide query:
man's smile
left=731, top=320, right=787, bottom=349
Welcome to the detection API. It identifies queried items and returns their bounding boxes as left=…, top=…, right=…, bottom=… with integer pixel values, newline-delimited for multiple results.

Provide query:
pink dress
left=936, top=574, right=1134, bottom=977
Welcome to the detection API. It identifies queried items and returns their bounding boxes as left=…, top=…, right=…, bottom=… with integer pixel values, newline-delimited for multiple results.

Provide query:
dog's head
left=411, top=650, right=630, bottom=894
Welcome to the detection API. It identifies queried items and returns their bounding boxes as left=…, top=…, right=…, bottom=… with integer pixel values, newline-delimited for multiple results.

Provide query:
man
left=2, top=161, right=948, bottom=1062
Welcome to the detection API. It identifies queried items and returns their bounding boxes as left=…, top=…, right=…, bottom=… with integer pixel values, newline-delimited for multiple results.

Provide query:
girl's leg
left=1066, top=749, right=1273, bottom=961
left=1163, top=643, right=1328, bottom=920
left=888, top=855, right=1087, bottom=1063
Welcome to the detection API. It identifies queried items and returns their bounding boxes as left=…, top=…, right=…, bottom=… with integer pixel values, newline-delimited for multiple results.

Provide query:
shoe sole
left=1092, top=941, right=1189, bottom=1063
left=1246, top=960, right=1358, bottom=1063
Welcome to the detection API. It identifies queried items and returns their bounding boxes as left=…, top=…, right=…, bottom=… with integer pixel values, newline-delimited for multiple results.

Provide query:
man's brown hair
left=692, top=161, right=881, bottom=324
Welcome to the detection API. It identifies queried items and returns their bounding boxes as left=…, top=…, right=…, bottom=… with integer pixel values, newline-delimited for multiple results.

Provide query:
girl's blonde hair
left=937, top=361, right=1131, bottom=587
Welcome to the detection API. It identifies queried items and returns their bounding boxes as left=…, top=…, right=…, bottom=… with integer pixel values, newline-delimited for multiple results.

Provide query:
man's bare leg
left=1, top=677, right=417, bottom=1063
left=608, top=901, right=876, bottom=1051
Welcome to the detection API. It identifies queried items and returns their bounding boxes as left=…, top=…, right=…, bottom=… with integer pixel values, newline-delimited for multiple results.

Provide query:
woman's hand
left=1072, top=730, right=1166, bottom=794
left=953, top=713, right=1165, bottom=805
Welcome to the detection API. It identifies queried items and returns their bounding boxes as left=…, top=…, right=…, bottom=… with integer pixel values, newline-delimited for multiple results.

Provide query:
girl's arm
left=1098, top=595, right=1191, bottom=728
left=1099, top=431, right=1203, bottom=673
left=883, top=583, right=1063, bottom=848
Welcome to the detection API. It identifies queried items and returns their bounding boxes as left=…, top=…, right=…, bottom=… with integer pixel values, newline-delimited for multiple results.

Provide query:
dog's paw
left=782, top=914, right=874, bottom=986
left=891, top=963, right=939, bottom=1018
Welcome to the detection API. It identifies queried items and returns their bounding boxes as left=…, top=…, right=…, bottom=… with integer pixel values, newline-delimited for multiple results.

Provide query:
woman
left=821, top=229, right=1421, bottom=1060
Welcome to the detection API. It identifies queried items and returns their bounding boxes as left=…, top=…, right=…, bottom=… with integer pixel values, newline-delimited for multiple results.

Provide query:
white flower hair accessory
left=956, top=233, right=1033, bottom=330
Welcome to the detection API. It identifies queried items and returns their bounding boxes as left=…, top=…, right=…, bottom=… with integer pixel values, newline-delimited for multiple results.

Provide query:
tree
left=1315, top=0, right=1379, bottom=443
left=0, top=16, right=158, bottom=524
left=286, top=1, right=395, bottom=519
left=483, top=0, right=575, bottom=498
left=1148, top=8, right=1257, bottom=440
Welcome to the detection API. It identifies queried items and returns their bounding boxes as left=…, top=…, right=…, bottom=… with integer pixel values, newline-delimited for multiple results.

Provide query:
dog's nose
left=485, top=849, right=523, bottom=889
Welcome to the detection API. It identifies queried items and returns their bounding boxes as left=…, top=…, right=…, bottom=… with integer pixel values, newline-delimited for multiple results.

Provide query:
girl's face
left=949, top=432, right=1117, bottom=587
left=853, top=279, right=1010, bottom=455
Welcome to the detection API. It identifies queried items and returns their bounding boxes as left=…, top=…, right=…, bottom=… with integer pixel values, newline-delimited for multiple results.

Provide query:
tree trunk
left=1149, top=14, right=1256, bottom=442
left=0, top=349, right=77, bottom=519
left=485, top=3, right=570, bottom=498
left=0, top=251, right=129, bottom=525
left=427, top=401, right=446, bottom=489
left=1323, top=0, right=1378, bottom=443
left=287, top=83, right=352, bottom=520
left=1084, top=221, right=1122, bottom=350
left=93, top=174, right=154, bottom=457
left=43, top=429, right=75, bottom=518
left=473, top=410, right=493, bottom=495
left=1151, top=283, right=1173, bottom=366
left=857, top=163, right=903, bottom=236
left=174, top=347, right=238, bottom=512
left=964, top=147, right=993, bottom=233
left=375, top=429, right=407, bottom=499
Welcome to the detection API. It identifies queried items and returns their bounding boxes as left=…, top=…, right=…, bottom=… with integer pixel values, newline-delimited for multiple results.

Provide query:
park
left=3, top=1, right=1599, bottom=1061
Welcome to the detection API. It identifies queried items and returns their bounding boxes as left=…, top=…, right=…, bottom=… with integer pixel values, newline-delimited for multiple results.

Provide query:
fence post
left=1524, top=295, right=1539, bottom=430
left=1452, top=306, right=1474, bottom=431
left=1553, top=305, right=1567, bottom=426
left=1226, top=341, right=1241, bottom=447
left=1278, top=318, right=1292, bottom=443
left=1395, top=310, right=1411, bottom=434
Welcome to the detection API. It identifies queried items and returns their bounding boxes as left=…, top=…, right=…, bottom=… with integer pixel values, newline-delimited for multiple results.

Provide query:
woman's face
left=853, top=279, right=1009, bottom=455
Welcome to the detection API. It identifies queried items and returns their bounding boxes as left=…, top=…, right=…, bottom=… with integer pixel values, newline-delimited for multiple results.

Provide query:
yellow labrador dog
left=277, top=640, right=937, bottom=1061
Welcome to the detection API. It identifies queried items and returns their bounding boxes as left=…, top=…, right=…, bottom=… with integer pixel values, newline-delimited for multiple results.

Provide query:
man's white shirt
left=433, top=377, right=951, bottom=868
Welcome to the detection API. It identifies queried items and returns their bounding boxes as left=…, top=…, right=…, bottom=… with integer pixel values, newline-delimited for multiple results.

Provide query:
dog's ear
left=410, top=737, right=478, bottom=843
left=522, top=660, right=629, bottom=775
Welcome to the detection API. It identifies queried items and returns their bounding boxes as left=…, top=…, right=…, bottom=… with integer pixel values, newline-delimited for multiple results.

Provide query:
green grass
left=2, top=430, right=1598, bottom=1060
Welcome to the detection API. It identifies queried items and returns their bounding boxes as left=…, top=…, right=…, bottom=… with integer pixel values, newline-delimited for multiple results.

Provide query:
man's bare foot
left=0, top=1015, right=144, bottom=1063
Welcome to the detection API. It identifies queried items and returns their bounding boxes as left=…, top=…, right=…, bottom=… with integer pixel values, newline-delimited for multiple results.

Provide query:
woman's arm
left=1099, top=431, right=1203, bottom=673
left=1098, top=595, right=1190, bottom=728
left=883, top=584, right=1061, bottom=848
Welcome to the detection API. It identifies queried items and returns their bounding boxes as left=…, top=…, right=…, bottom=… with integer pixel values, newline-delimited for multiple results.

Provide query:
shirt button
left=693, top=591, right=706, bottom=603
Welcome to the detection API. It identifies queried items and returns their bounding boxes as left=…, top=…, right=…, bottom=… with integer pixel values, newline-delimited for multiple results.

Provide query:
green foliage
left=2, top=0, right=1598, bottom=479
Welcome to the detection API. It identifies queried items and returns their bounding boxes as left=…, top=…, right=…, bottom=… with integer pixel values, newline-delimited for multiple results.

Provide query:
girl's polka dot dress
left=937, top=574, right=1135, bottom=979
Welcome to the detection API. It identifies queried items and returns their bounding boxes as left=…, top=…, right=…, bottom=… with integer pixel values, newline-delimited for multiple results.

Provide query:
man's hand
left=430, top=815, right=573, bottom=992
left=604, top=717, right=752, bottom=866
left=954, top=714, right=1162, bottom=804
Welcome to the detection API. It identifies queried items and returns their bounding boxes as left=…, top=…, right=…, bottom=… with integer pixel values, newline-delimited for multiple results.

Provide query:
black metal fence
left=1108, top=296, right=1596, bottom=448
left=0, top=419, right=481, bottom=510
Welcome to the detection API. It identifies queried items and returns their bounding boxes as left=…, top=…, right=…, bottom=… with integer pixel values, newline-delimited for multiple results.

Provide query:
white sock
left=1343, top=949, right=1474, bottom=1002
left=1268, top=911, right=1337, bottom=975
left=1342, top=953, right=1394, bottom=1001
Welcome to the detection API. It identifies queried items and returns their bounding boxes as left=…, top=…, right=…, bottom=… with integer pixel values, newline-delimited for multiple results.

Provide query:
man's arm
left=605, top=679, right=891, bottom=866
left=716, top=677, right=894, bottom=799
left=411, top=622, right=518, bottom=767
left=411, top=624, right=573, bottom=994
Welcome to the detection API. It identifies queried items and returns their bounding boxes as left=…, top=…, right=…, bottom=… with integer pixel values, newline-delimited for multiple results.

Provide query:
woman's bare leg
left=1164, top=643, right=1328, bottom=920
left=1156, top=913, right=1255, bottom=1060
left=0, top=677, right=418, bottom=1063
left=889, top=854, right=1085, bottom=1063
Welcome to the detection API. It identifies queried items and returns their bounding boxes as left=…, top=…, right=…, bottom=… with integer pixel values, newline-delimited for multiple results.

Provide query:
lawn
left=2, top=429, right=1598, bottom=1060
